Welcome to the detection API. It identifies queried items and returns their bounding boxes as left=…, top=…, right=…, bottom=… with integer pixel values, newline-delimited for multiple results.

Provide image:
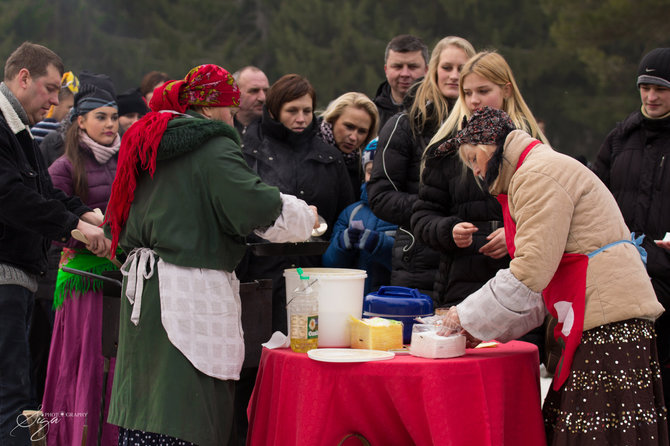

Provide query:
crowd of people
left=0, top=35, right=668, bottom=446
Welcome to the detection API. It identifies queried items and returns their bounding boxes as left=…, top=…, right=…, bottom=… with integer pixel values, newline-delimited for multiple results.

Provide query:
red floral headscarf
left=105, top=64, right=240, bottom=256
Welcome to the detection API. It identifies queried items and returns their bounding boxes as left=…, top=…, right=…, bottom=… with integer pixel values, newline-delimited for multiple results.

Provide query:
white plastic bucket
left=284, top=268, right=367, bottom=347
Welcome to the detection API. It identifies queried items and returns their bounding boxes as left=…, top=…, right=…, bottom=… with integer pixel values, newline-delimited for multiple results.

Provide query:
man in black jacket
left=232, top=66, right=269, bottom=140
left=593, top=47, right=670, bottom=430
left=0, top=42, right=109, bottom=446
left=373, top=34, right=428, bottom=129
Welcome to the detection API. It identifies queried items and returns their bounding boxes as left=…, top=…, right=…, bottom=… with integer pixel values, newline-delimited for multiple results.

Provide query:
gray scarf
left=0, top=82, right=30, bottom=126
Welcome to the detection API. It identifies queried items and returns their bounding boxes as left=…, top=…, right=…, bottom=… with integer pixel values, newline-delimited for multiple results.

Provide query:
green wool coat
left=107, top=112, right=282, bottom=445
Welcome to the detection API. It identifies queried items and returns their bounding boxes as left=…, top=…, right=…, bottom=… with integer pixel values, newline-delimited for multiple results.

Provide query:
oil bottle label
left=307, top=316, right=318, bottom=339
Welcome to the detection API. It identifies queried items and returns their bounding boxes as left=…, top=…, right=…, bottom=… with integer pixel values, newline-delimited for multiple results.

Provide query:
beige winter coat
left=491, top=130, right=663, bottom=331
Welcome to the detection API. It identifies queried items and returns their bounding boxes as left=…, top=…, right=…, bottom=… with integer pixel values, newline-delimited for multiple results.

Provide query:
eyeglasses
left=61, top=71, right=79, bottom=94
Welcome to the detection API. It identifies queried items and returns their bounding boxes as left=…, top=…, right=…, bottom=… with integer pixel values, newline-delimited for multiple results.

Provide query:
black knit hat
left=72, top=71, right=117, bottom=120
left=637, top=48, right=670, bottom=89
left=117, top=88, right=150, bottom=117
left=78, top=71, right=116, bottom=98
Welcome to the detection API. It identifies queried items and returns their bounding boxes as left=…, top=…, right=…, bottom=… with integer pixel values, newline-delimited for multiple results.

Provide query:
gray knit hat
left=637, top=48, right=670, bottom=89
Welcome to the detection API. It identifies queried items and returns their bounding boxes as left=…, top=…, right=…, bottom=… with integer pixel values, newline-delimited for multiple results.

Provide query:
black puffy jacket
left=0, top=115, right=88, bottom=275
left=593, top=110, right=670, bottom=361
left=411, top=140, right=509, bottom=308
left=242, top=108, right=355, bottom=230
left=367, top=111, right=440, bottom=299
left=237, top=108, right=356, bottom=333
left=373, top=81, right=404, bottom=131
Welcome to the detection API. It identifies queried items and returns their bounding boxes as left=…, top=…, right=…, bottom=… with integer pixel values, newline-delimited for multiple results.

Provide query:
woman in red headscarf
left=104, top=65, right=318, bottom=446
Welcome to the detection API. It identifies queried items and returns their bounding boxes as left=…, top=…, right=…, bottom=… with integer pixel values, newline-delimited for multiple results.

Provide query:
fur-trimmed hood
left=158, top=111, right=240, bottom=161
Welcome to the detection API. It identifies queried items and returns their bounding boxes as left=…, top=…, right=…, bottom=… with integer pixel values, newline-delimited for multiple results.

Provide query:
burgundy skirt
left=41, top=289, right=118, bottom=446
left=543, top=318, right=668, bottom=445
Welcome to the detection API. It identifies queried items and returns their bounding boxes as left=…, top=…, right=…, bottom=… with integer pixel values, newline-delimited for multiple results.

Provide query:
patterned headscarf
left=434, top=106, right=516, bottom=156
left=105, top=64, right=240, bottom=255
left=148, top=64, right=240, bottom=113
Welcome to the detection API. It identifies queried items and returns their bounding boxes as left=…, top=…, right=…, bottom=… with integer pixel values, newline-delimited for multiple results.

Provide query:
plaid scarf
left=318, top=119, right=359, bottom=165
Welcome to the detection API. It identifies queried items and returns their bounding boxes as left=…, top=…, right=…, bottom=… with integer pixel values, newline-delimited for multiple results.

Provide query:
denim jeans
left=0, top=285, right=34, bottom=446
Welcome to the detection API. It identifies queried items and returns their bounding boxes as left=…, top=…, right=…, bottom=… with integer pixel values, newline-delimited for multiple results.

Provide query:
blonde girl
left=429, top=50, right=547, bottom=147
left=367, top=36, right=474, bottom=299
left=408, top=36, right=476, bottom=135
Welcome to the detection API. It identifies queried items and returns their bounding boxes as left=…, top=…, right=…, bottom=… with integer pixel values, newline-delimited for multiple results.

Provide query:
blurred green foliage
left=0, top=0, right=668, bottom=159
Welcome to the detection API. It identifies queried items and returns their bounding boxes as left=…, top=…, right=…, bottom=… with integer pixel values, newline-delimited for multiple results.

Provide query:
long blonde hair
left=320, top=92, right=379, bottom=149
left=429, top=51, right=547, bottom=147
left=408, top=36, right=475, bottom=135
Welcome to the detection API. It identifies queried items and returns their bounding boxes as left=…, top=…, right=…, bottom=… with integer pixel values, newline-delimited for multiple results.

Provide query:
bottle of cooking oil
left=289, top=268, right=319, bottom=353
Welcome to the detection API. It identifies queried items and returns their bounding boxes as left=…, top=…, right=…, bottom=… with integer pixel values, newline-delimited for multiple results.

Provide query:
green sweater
left=108, top=113, right=281, bottom=445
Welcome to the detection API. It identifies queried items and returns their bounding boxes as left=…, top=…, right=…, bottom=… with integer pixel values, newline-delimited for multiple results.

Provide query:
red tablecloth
left=247, top=341, right=546, bottom=446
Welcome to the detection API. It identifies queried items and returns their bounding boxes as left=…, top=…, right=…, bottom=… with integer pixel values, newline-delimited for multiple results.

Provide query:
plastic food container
left=409, top=324, right=466, bottom=359
left=284, top=268, right=367, bottom=347
left=363, top=286, right=433, bottom=344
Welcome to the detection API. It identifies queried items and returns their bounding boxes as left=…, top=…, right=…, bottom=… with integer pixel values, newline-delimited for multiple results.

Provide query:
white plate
left=307, top=348, right=395, bottom=363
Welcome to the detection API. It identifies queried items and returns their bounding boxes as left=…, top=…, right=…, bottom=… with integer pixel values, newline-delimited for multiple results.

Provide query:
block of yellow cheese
left=349, top=316, right=403, bottom=351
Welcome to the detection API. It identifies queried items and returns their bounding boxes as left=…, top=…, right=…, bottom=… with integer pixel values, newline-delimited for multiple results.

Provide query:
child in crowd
left=323, top=138, right=397, bottom=294
left=31, top=71, right=78, bottom=147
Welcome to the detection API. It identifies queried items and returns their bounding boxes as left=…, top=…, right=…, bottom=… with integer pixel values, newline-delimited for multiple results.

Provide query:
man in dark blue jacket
left=0, top=41, right=109, bottom=446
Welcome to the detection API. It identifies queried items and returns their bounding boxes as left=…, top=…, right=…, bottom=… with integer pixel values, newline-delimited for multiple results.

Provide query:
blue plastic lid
left=363, top=286, right=433, bottom=315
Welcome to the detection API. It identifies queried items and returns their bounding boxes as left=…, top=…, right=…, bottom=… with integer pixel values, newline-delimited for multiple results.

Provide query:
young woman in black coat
left=367, top=36, right=475, bottom=302
left=239, top=73, right=355, bottom=333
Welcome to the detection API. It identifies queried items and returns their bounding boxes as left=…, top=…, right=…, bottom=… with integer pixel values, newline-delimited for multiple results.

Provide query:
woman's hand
left=75, top=220, right=111, bottom=258
left=308, top=205, right=320, bottom=229
left=463, top=331, right=483, bottom=349
left=479, top=227, right=508, bottom=259
left=452, top=222, right=478, bottom=248
left=655, top=240, right=670, bottom=251
left=443, top=307, right=482, bottom=348
left=437, top=307, right=482, bottom=348
left=436, top=306, right=463, bottom=336
left=81, top=210, right=104, bottom=227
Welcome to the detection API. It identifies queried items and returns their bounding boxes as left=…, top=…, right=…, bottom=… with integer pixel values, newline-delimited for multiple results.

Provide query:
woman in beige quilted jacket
left=432, top=106, right=668, bottom=445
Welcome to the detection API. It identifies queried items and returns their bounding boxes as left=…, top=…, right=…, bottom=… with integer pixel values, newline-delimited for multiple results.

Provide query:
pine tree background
left=1, top=0, right=668, bottom=159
